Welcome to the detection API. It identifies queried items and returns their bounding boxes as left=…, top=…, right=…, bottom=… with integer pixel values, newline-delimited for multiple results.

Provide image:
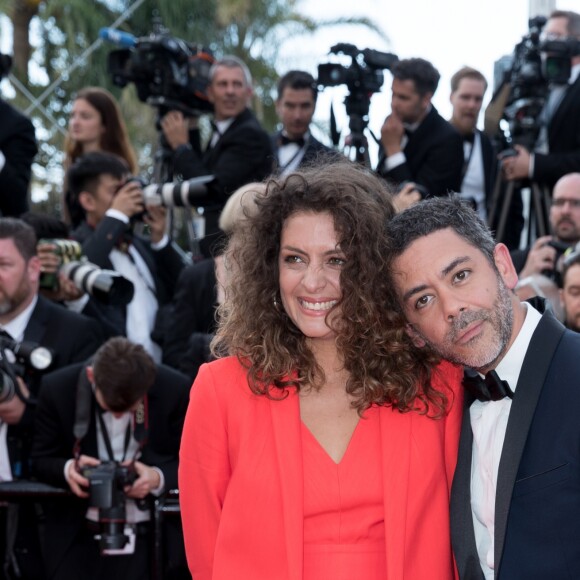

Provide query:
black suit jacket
left=451, top=311, right=580, bottom=579
left=7, top=296, right=104, bottom=478
left=533, top=74, right=580, bottom=190
left=172, top=108, right=273, bottom=239
left=31, top=361, right=190, bottom=576
left=72, top=216, right=186, bottom=336
left=376, top=105, right=464, bottom=197
left=0, top=98, right=37, bottom=216
left=270, top=132, right=335, bottom=174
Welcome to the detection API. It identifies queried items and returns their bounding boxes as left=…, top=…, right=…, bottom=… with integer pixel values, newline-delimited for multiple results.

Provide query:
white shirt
left=0, top=295, right=38, bottom=481
left=470, top=303, right=542, bottom=579
left=277, top=131, right=308, bottom=176
left=460, top=132, right=487, bottom=221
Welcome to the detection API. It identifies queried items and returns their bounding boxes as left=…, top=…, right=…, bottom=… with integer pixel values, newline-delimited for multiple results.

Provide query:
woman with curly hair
left=63, top=87, right=138, bottom=227
left=178, top=159, right=463, bottom=580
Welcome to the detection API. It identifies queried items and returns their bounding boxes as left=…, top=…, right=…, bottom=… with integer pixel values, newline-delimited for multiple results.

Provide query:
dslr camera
left=83, top=461, right=139, bottom=553
left=38, top=239, right=134, bottom=307
left=0, top=336, right=53, bottom=403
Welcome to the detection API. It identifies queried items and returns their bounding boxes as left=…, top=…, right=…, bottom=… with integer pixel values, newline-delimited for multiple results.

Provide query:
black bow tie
left=463, top=132, right=475, bottom=144
left=279, top=134, right=305, bottom=147
left=463, top=368, right=514, bottom=402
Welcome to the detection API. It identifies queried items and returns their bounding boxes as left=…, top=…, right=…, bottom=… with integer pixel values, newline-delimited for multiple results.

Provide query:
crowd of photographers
left=0, top=7, right=579, bottom=579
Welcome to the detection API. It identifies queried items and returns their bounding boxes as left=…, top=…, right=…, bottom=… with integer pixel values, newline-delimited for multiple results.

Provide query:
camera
left=83, top=461, right=138, bottom=552
left=318, top=43, right=398, bottom=95
left=0, top=336, right=53, bottom=403
left=38, top=239, right=135, bottom=307
left=101, top=20, right=215, bottom=116
left=142, top=174, right=215, bottom=208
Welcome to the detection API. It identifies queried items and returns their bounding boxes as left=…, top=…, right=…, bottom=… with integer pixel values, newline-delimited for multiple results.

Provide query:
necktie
left=463, top=368, right=514, bottom=402
left=279, top=133, right=305, bottom=147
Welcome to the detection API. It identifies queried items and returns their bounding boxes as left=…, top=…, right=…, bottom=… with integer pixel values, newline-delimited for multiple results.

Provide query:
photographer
left=67, top=152, right=186, bottom=361
left=31, top=337, right=190, bottom=579
left=502, top=10, right=580, bottom=190
left=376, top=57, right=464, bottom=199
left=512, top=172, right=580, bottom=285
left=0, top=55, right=38, bottom=217
left=160, top=55, right=272, bottom=255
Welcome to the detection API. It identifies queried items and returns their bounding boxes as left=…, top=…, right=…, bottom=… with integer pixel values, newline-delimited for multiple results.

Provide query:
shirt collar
left=2, top=295, right=38, bottom=342
left=494, top=302, right=542, bottom=393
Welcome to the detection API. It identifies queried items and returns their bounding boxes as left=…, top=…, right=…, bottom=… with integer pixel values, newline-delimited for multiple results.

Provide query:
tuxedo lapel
left=23, top=297, right=48, bottom=344
left=548, top=77, right=580, bottom=144
left=269, top=390, right=304, bottom=580
left=494, top=313, right=565, bottom=576
left=379, top=406, right=411, bottom=579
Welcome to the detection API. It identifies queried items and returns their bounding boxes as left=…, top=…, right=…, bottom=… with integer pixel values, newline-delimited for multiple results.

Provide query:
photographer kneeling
left=31, top=337, right=190, bottom=580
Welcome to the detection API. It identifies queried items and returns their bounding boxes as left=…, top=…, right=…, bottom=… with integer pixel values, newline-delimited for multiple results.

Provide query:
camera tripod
left=342, top=91, right=373, bottom=167
left=488, top=168, right=551, bottom=245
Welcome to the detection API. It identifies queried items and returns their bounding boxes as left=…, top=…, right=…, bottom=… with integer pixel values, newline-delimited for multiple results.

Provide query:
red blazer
left=179, top=357, right=463, bottom=580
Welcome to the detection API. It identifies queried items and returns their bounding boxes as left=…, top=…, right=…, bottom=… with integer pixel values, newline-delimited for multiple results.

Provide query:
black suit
left=451, top=310, right=580, bottom=579
left=31, top=362, right=190, bottom=579
left=270, top=132, right=335, bottom=174
left=172, top=108, right=273, bottom=242
left=162, top=258, right=216, bottom=379
left=72, top=216, right=186, bottom=340
left=0, top=98, right=37, bottom=216
left=533, top=74, right=580, bottom=191
left=376, top=106, right=464, bottom=197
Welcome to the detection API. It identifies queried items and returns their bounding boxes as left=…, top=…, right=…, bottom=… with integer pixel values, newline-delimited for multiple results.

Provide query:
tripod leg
left=531, top=183, right=547, bottom=237
left=496, top=181, right=514, bottom=243
left=487, top=163, right=504, bottom=228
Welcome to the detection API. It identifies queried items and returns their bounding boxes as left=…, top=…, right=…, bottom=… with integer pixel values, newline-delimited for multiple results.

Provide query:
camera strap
left=73, top=364, right=93, bottom=461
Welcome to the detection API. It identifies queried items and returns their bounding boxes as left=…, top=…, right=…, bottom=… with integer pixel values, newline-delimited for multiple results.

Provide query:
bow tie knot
left=463, top=368, right=514, bottom=402
left=279, top=133, right=305, bottom=147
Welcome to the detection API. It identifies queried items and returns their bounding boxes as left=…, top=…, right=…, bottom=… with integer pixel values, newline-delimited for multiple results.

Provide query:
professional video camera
left=0, top=53, right=12, bottom=79
left=317, top=43, right=398, bottom=163
left=0, top=336, right=53, bottom=403
left=38, top=239, right=134, bottom=307
left=83, top=461, right=138, bottom=553
left=100, top=20, right=215, bottom=117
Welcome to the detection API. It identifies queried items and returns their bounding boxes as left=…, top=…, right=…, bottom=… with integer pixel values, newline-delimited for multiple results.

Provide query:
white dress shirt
left=460, top=132, right=487, bottom=221
left=470, top=302, right=542, bottom=579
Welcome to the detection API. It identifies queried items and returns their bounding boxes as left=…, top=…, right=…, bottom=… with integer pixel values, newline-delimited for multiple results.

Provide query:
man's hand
left=143, top=205, right=167, bottom=245
left=501, top=145, right=531, bottom=181
left=124, top=461, right=161, bottom=499
left=392, top=182, right=422, bottom=213
left=0, top=377, right=29, bottom=424
left=67, top=455, right=101, bottom=498
left=380, top=113, right=405, bottom=156
left=160, top=111, right=190, bottom=150
left=519, top=235, right=556, bottom=278
left=110, top=179, right=145, bottom=219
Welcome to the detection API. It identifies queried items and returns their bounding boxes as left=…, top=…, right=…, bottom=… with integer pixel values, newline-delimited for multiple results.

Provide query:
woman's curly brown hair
left=212, top=159, right=447, bottom=415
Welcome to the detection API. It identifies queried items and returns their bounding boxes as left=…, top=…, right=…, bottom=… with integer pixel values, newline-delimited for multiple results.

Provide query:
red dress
left=302, top=406, right=387, bottom=579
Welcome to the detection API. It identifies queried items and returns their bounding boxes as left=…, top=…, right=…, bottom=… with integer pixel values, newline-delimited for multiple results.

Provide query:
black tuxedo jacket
left=7, top=296, right=104, bottom=477
left=270, top=132, right=335, bottom=174
left=534, top=74, right=580, bottom=190
left=376, top=105, right=464, bottom=197
left=451, top=311, right=580, bottom=580
left=0, top=98, right=37, bottom=216
left=31, top=361, right=190, bottom=576
left=72, top=216, right=186, bottom=334
left=172, top=108, right=273, bottom=239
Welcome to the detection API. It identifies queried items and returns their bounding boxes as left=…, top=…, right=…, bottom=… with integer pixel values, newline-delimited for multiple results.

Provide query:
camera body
left=107, top=22, right=215, bottom=116
left=83, top=461, right=139, bottom=552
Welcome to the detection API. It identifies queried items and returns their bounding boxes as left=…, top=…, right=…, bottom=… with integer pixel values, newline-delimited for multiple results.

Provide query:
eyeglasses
left=552, top=198, right=580, bottom=209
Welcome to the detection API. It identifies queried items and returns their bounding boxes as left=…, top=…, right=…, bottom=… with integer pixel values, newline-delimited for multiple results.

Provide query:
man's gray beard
left=415, top=274, right=514, bottom=372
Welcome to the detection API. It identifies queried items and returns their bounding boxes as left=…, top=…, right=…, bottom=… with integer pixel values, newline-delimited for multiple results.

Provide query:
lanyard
left=96, top=409, right=132, bottom=463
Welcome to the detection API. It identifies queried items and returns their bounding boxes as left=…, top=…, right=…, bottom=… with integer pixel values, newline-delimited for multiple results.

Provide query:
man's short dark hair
left=392, top=58, right=440, bottom=97
left=550, top=10, right=580, bottom=37
left=386, top=195, right=497, bottom=266
left=276, top=70, right=318, bottom=102
left=563, top=251, right=580, bottom=287
left=450, top=66, right=488, bottom=93
left=0, top=218, right=37, bottom=261
left=93, top=337, right=156, bottom=413
left=66, top=152, right=129, bottom=198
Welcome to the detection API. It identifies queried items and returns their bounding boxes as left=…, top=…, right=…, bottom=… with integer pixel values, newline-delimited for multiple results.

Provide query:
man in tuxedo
left=0, top=96, right=37, bottom=217
left=31, top=337, right=190, bottom=580
left=386, top=195, right=580, bottom=579
left=0, top=217, right=103, bottom=578
left=68, top=152, right=185, bottom=361
left=272, top=70, right=334, bottom=176
left=376, top=57, right=464, bottom=199
left=560, top=250, right=580, bottom=331
left=502, top=10, right=580, bottom=191
left=160, top=55, right=272, bottom=252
